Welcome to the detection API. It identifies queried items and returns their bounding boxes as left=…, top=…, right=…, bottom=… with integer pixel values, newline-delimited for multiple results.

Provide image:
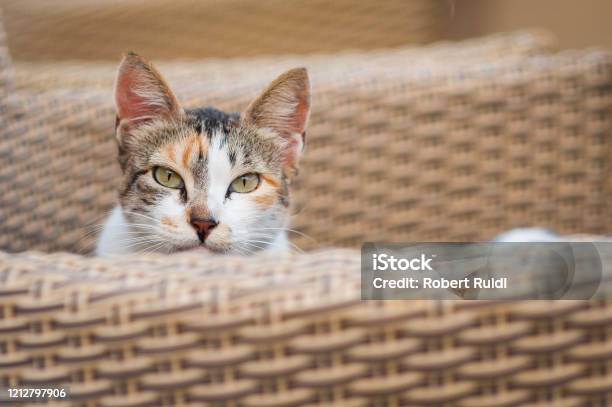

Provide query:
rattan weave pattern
left=1, top=47, right=611, bottom=254
left=1, top=249, right=611, bottom=406
left=1, top=0, right=447, bottom=61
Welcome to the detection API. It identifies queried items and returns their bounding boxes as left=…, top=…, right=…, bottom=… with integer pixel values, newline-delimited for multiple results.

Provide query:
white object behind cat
left=494, top=227, right=560, bottom=242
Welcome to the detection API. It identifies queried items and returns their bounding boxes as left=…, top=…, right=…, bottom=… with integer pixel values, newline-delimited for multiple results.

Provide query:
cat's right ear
left=114, top=52, right=183, bottom=136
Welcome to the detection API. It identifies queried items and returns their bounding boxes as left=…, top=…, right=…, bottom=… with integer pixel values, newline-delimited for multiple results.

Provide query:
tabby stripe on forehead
left=193, top=120, right=202, bottom=134
left=197, top=135, right=205, bottom=160
left=228, top=149, right=237, bottom=166
left=219, top=133, right=228, bottom=148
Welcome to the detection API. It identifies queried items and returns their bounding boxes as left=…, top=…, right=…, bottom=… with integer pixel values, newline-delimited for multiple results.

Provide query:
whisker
left=233, top=245, right=253, bottom=256
left=248, top=227, right=317, bottom=243
left=141, top=241, right=167, bottom=254
left=239, top=241, right=268, bottom=252
left=123, top=210, right=160, bottom=223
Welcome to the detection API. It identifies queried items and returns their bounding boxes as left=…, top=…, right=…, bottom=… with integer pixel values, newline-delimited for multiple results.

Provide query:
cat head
left=114, top=53, right=310, bottom=254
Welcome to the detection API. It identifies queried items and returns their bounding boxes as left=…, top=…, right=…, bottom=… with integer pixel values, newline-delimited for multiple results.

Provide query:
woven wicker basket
left=2, top=250, right=612, bottom=406
left=1, top=10, right=612, bottom=407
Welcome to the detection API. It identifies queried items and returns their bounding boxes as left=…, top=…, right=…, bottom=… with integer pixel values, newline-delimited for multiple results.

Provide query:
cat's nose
left=190, top=217, right=218, bottom=242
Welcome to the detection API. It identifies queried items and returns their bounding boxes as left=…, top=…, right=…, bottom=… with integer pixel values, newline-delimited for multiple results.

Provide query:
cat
left=96, top=52, right=310, bottom=256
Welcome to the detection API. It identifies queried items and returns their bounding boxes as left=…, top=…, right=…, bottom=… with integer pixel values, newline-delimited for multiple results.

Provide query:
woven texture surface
left=1, top=0, right=447, bottom=61
left=1, top=36, right=611, bottom=254
left=1, top=249, right=611, bottom=406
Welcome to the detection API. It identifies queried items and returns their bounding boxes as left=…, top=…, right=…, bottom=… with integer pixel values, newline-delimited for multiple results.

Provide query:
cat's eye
left=153, top=167, right=184, bottom=189
left=229, top=173, right=260, bottom=194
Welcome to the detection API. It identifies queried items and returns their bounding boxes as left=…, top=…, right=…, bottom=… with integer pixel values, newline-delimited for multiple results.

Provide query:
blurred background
left=448, top=0, right=612, bottom=50
left=2, top=0, right=612, bottom=253
left=1, top=0, right=611, bottom=61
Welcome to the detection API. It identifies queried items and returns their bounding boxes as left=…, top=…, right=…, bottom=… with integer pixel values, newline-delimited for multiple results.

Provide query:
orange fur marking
left=166, top=144, right=175, bottom=162
left=161, top=217, right=176, bottom=228
left=197, top=135, right=208, bottom=157
left=254, top=190, right=277, bottom=207
left=260, top=174, right=281, bottom=188
left=182, top=138, right=194, bottom=168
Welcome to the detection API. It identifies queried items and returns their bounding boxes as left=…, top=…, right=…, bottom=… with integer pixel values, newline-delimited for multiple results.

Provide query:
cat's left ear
left=243, top=68, right=311, bottom=172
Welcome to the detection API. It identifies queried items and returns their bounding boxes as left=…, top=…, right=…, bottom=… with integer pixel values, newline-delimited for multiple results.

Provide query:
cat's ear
left=114, top=52, right=183, bottom=132
left=243, top=68, right=311, bottom=171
